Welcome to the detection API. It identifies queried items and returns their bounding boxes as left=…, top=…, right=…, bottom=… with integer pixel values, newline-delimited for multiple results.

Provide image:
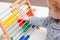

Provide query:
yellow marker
left=26, top=6, right=30, bottom=10
left=4, top=15, right=18, bottom=29
left=2, top=10, right=19, bottom=25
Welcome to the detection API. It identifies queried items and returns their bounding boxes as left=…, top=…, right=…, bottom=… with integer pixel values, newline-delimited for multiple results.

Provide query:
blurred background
left=0, top=0, right=47, bottom=7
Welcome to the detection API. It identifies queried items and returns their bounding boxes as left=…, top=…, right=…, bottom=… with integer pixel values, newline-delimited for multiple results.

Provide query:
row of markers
left=17, top=19, right=36, bottom=40
left=0, top=2, right=35, bottom=40
left=2, top=8, right=33, bottom=29
left=11, top=35, right=30, bottom=40
left=10, top=19, right=36, bottom=40
left=9, top=17, right=36, bottom=40
left=19, top=35, right=30, bottom=40
left=17, top=19, right=36, bottom=32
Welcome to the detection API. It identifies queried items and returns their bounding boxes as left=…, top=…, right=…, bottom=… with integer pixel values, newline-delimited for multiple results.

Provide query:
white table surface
left=0, top=2, right=49, bottom=40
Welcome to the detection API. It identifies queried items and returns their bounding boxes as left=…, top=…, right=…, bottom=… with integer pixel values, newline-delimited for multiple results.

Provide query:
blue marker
left=32, top=25, right=36, bottom=28
left=19, top=35, right=25, bottom=40
left=24, top=35, right=30, bottom=40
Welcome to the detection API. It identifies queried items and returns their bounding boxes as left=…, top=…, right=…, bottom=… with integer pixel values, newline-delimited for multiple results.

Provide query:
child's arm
left=29, top=16, right=51, bottom=28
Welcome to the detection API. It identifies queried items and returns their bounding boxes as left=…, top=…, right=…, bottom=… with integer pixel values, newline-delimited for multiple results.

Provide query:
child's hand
left=18, top=9, right=36, bottom=20
left=18, top=10, right=29, bottom=20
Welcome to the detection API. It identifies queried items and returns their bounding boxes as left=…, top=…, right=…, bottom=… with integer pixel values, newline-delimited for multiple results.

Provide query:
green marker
left=23, top=24, right=32, bottom=32
left=22, top=21, right=29, bottom=29
left=11, top=37, right=13, bottom=40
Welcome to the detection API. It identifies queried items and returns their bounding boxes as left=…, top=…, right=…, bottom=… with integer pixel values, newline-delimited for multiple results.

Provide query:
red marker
left=19, top=20, right=26, bottom=26
left=17, top=19, right=22, bottom=23
left=26, top=9, right=33, bottom=17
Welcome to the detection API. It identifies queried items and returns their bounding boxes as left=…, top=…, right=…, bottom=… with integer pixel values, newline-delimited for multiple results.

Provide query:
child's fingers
left=18, top=14, right=29, bottom=20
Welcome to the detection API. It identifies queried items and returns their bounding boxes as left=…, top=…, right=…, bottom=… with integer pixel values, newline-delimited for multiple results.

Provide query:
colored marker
left=24, top=35, right=30, bottom=40
left=14, top=24, right=36, bottom=40
left=4, top=15, right=18, bottom=29
left=14, top=24, right=31, bottom=40
left=23, top=24, right=32, bottom=32
left=26, top=9, right=33, bottom=17
left=22, top=20, right=29, bottom=29
left=19, top=20, right=26, bottom=26
left=19, top=35, right=25, bottom=40
left=26, top=6, right=30, bottom=10
left=10, top=37, right=13, bottom=40
left=32, top=25, right=36, bottom=28
left=2, top=10, right=19, bottom=25
left=17, top=19, right=22, bottom=23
